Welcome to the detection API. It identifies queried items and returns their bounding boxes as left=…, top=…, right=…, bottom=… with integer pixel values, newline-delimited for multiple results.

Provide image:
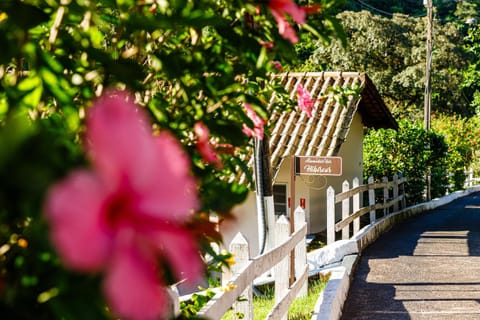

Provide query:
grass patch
left=221, top=273, right=330, bottom=319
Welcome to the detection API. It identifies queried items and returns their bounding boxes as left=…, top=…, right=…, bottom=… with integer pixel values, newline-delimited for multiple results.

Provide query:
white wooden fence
left=465, top=170, right=473, bottom=187
left=445, top=170, right=480, bottom=192
left=191, top=207, right=308, bottom=320
left=464, top=170, right=480, bottom=188
left=326, top=174, right=407, bottom=244
left=170, top=170, right=477, bottom=318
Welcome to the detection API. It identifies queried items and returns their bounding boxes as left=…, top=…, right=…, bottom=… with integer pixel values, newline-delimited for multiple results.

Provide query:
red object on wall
left=288, top=197, right=291, bottom=208
left=300, top=198, right=306, bottom=209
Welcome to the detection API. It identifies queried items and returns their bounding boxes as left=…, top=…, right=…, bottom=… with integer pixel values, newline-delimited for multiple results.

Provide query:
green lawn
left=221, top=273, right=330, bottom=319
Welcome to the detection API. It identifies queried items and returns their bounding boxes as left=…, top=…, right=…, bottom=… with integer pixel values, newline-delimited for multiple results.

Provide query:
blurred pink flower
left=194, top=122, right=223, bottom=169
left=271, top=60, right=283, bottom=71
left=259, top=40, right=275, bottom=51
left=297, top=84, right=315, bottom=118
left=45, top=90, right=203, bottom=320
left=242, top=103, right=265, bottom=139
left=268, top=0, right=306, bottom=43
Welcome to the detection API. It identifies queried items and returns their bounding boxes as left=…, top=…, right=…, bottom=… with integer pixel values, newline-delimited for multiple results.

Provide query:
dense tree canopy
left=462, top=23, right=480, bottom=114
left=0, top=0, right=346, bottom=318
left=297, top=10, right=472, bottom=119
left=341, top=0, right=468, bottom=21
left=304, top=1, right=480, bottom=204
left=363, top=119, right=449, bottom=203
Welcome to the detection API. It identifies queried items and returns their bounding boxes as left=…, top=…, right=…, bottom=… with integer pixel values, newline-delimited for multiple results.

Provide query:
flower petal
left=297, top=84, right=315, bottom=118
left=269, top=0, right=306, bottom=24
left=44, top=170, right=111, bottom=271
left=136, top=132, right=199, bottom=221
left=153, top=226, right=204, bottom=286
left=104, top=243, right=166, bottom=320
left=272, top=60, right=283, bottom=71
left=242, top=103, right=265, bottom=139
left=194, top=122, right=223, bottom=168
left=86, top=90, right=156, bottom=193
left=194, top=122, right=209, bottom=143
left=87, top=90, right=198, bottom=222
left=270, top=9, right=299, bottom=44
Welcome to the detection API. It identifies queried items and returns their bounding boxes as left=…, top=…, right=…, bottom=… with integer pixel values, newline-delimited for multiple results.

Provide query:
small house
left=221, top=71, right=397, bottom=256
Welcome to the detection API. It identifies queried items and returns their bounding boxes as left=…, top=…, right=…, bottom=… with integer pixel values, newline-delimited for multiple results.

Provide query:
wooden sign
left=294, top=156, right=342, bottom=176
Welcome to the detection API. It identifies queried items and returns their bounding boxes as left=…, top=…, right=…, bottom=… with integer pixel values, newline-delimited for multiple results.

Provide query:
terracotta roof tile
left=238, top=71, right=397, bottom=185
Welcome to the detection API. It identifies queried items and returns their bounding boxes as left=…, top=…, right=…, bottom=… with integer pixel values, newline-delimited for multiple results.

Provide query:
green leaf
left=0, top=113, right=36, bottom=168
left=256, top=46, right=268, bottom=70
left=0, top=1, right=49, bottom=30
left=39, top=67, right=72, bottom=105
left=40, top=51, right=64, bottom=74
left=17, top=74, right=44, bottom=111
left=17, top=74, right=42, bottom=92
left=62, top=106, right=81, bottom=132
left=88, top=26, right=104, bottom=49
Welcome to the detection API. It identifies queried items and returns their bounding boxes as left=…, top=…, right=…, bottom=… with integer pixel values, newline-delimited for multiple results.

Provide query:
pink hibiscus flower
left=45, top=90, right=203, bottom=320
left=297, top=84, right=316, bottom=118
left=259, top=40, right=275, bottom=51
left=194, top=122, right=223, bottom=169
left=268, top=0, right=306, bottom=43
left=271, top=60, right=283, bottom=71
left=242, top=103, right=265, bottom=139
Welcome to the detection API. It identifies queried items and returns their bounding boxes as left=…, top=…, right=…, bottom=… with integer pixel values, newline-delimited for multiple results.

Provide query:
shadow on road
left=341, top=192, right=480, bottom=320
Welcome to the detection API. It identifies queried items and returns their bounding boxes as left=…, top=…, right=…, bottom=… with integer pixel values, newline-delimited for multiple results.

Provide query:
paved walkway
left=341, top=192, right=480, bottom=320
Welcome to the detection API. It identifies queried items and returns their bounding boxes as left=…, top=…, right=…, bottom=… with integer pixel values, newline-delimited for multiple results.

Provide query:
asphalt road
left=341, top=192, right=480, bottom=320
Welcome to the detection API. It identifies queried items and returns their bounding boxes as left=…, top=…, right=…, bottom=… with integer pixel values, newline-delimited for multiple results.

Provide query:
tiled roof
left=240, top=71, right=397, bottom=184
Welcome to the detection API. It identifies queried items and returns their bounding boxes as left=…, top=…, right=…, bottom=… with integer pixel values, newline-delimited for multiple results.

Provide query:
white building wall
left=220, top=192, right=259, bottom=256
left=222, top=113, right=365, bottom=253
left=308, top=113, right=364, bottom=234
left=274, top=159, right=311, bottom=233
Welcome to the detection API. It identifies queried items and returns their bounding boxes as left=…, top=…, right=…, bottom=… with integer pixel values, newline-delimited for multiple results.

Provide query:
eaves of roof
left=238, top=71, right=397, bottom=185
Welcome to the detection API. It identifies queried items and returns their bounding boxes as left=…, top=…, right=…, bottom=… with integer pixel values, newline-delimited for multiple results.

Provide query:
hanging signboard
left=294, top=156, right=342, bottom=176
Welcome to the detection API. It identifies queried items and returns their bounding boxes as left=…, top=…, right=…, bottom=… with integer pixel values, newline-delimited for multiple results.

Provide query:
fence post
left=167, top=286, right=180, bottom=318
left=383, top=176, right=389, bottom=216
left=294, top=207, right=308, bottom=297
left=229, top=232, right=253, bottom=320
left=274, top=216, right=290, bottom=320
left=353, top=177, right=360, bottom=234
left=342, top=180, right=350, bottom=240
left=368, top=176, right=376, bottom=224
left=393, top=174, right=399, bottom=212
left=400, top=173, right=406, bottom=209
left=327, top=186, right=335, bottom=244
left=469, top=170, right=474, bottom=188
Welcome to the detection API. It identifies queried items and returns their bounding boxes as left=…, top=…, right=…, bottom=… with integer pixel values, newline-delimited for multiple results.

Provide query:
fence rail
left=173, top=170, right=478, bottom=318
left=327, top=174, right=407, bottom=244
left=464, top=170, right=480, bottom=188
left=194, top=207, right=308, bottom=320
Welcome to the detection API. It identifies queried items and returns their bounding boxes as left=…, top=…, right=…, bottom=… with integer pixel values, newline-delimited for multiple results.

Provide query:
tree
left=363, top=119, right=449, bottom=204
left=342, top=0, right=457, bottom=21
left=454, top=0, right=480, bottom=24
left=0, top=0, right=345, bottom=318
left=462, top=21, right=480, bottom=115
left=302, top=10, right=471, bottom=118
left=432, top=113, right=480, bottom=189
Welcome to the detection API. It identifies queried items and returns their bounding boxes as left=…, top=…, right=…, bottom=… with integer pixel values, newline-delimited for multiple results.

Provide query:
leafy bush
left=363, top=119, right=448, bottom=204
left=0, top=0, right=345, bottom=318
left=432, top=114, right=480, bottom=191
